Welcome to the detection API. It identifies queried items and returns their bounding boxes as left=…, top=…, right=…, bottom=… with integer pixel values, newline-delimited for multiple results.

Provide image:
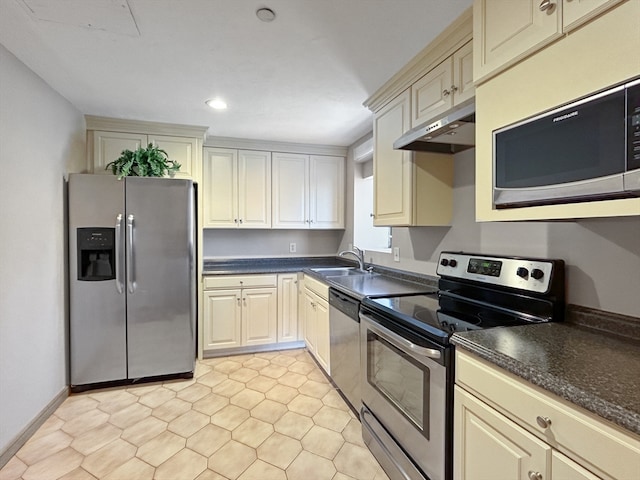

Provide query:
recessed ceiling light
left=206, top=98, right=227, bottom=110
left=256, top=7, right=276, bottom=22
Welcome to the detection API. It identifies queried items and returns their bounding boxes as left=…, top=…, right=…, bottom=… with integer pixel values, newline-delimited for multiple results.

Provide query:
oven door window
left=367, top=331, right=430, bottom=439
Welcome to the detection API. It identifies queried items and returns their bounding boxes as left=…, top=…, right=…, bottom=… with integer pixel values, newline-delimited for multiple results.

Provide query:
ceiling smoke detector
left=256, top=7, right=276, bottom=22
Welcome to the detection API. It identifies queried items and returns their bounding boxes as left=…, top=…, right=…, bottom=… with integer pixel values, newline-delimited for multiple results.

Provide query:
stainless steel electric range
left=359, top=252, right=565, bottom=480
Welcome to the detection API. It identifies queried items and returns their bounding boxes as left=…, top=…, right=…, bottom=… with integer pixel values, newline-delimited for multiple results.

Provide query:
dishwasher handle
left=328, top=288, right=360, bottom=320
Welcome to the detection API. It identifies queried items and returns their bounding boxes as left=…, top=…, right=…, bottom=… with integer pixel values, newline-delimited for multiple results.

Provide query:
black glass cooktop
left=361, top=292, right=538, bottom=344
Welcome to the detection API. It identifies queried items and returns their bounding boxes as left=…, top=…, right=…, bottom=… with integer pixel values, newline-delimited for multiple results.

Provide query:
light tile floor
left=0, top=348, right=390, bottom=480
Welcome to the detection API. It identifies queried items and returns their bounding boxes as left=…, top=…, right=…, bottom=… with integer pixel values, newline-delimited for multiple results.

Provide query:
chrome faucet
left=338, top=246, right=365, bottom=271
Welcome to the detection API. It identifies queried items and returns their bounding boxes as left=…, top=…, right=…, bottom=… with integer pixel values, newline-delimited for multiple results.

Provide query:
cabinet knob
left=539, top=0, right=553, bottom=11
left=450, top=84, right=458, bottom=93
left=528, top=471, right=543, bottom=480
left=239, top=219, right=243, bottom=224
left=234, top=218, right=238, bottom=223
left=536, top=416, right=552, bottom=429
left=443, top=89, right=451, bottom=97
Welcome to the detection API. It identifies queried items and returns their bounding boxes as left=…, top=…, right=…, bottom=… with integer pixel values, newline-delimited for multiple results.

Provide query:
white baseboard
left=0, top=386, right=69, bottom=468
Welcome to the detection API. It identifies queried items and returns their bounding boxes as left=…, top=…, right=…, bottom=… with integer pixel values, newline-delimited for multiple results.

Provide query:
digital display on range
left=467, top=258, right=502, bottom=277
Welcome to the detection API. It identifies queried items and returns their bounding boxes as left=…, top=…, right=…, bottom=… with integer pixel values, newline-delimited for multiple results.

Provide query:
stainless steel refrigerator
left=68, top=174, right=196, bottom=388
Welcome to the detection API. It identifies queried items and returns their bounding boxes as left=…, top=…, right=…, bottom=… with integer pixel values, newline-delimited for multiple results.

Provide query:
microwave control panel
left=628, top=80, right=640, bottom=168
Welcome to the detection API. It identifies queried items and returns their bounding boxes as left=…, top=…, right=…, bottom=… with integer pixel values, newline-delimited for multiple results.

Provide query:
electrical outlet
left=289, top=243, right=297, bottom=253
left=393, top=247, right=400, bottom=262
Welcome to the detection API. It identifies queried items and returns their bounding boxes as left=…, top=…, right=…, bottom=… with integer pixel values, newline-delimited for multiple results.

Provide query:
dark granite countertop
left=203, top=256, right=355, bottom=274
left=203, top=256, right=439, bottom=298
left=451, top=322, right=640, bottom=436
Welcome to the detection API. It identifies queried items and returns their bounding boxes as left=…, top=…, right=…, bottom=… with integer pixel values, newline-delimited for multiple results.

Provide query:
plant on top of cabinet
left=105, top=143, right=181, bottom=179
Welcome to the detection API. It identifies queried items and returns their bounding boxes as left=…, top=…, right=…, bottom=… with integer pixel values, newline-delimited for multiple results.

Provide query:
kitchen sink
left=310, top=267, right=374, bottom=277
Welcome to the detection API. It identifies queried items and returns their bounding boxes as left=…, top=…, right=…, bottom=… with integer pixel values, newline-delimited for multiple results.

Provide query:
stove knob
left=531, top=268, right=544, bottom=280
left=440, top=259, right=449, bottom=267
left=516, top=267, right=529, bottom=278
left=449, top=259, right=457, bottom=267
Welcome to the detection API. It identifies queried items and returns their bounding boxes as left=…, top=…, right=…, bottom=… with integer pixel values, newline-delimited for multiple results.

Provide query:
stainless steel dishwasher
left=328, top=287, right=361, bottom=414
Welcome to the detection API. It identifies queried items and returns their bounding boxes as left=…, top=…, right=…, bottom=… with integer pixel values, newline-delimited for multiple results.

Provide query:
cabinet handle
left=536, top=416, right=552, bottom=429
left=528, top=471, right=543, bottom=480
left=239, top=219, right=243, bottom=224
left=443, top=89, right=451, bottom=97
left=450, top=84, right=458, bottom=93
left=234, top=218, right=238, bottom=223
left=237, top=298, right=241, bottom=306
left=539, top=0, right=553, bottom=11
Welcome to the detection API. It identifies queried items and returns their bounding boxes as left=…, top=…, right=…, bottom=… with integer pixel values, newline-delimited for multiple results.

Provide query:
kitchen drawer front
left=204, top=274, right=278, bottom=290
left=303, top=274, right=329, bottom=300
left=455, top=351, right=640, bottom=480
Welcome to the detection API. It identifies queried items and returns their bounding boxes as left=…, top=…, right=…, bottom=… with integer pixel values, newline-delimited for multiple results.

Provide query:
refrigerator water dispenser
left=77, top=227, right=115, bottom=281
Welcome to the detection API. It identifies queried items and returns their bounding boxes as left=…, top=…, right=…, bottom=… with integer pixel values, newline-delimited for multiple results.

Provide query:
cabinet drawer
left=455, top=351, right=640, bottom=480
left=303, top=274, right=329, bottom=300
left=204, top=274, right=278, bottom=290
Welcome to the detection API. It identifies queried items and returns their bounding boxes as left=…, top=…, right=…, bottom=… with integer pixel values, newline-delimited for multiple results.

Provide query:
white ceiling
left=0, top=0, right=472, bottom=147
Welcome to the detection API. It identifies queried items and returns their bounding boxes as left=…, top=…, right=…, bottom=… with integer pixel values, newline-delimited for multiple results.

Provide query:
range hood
left=393, top=98, right=475, bottom=153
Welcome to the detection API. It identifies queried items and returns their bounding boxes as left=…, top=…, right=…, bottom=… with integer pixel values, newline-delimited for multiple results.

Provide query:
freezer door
left=125, top=177, right=196, bottom=378
left=69, top=174, right=127, bottom=385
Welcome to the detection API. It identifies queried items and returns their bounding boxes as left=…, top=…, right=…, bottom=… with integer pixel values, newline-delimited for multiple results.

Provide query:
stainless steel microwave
left=493, top=77, right=640, bottom=208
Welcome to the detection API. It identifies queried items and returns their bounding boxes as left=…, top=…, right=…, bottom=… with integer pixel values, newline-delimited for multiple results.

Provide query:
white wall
left=344, top=148, right=640, bottom=318
left=0, top=44, right=86, bottom=456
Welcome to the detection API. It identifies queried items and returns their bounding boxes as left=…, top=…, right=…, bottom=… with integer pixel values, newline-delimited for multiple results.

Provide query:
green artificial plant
left=105, top=143, right=181, bottom=179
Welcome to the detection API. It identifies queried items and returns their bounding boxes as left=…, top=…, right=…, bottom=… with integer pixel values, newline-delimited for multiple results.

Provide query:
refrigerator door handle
left=115, top=214, right=124, bottom=294
left=126, top=214, right=136, bottom=293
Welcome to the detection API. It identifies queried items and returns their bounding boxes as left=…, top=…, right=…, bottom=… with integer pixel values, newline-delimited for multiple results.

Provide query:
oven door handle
left=361, top=313, right=442, bottom=360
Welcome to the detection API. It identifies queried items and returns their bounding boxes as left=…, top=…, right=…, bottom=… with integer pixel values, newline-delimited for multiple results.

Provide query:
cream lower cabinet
left=373, top=89, right=454, bottom=227
left=203, top=275, right=277, bottom=351
left=86, top=117, right=205, bottom=180
left=454, top=350, right=640, bottom=480
left=272, top=153, right=345, bottom=229
left=302, top=275, right=330, bottom=373
left=277, top=273, right=299, bottom=343
left=203, top=148, right=271, bottom=228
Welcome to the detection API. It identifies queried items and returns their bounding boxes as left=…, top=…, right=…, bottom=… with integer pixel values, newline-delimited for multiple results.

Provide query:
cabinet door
left=277, top=274, right=299, bottom=342
left=92, top=131, right=147, bottom=174
left=203, top=289, right=241, bottom=350
left=551, top=451, right=602, bottom=480
left=473, top=0, right=562, bottom=82
left=242, top=287, right=277, bottom=346
left=272, top=153, right=309, bottom=228
left=411, top=58, right=454, bottom=127
left=562, top=0, right=623, bottom=32
left=149, top=134, right=199, bottom=180
left=315, top=297, right=330, bottom=374
left=203, top=148, right=238, bottom=227
left=454, top=386, right=551, bottom=480
left=373, top=89, right=413, bottom=226
left=309, top=155, right=345, bottom=229
left=452, top=40, right=474, bottom=106
left=303, top=289, right=317, bottom=353
left=238, top=150, right=271, bottom=228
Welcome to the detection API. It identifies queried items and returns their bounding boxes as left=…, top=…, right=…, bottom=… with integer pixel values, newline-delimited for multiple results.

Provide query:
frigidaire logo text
left=552, top=111, right=578, bottom=122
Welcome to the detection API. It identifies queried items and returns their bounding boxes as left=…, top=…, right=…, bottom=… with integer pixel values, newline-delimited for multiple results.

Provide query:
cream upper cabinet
left=373, top=89, right=454, bottom=227
left=562, top=0, right=624, bottom=31
left=473, top=0, right=562, bottom=83
left=473, top=0, right=625, bottom=83
left=454, top=350, right=640, bottom=480
left=412, top=41, right=474, bottom=127
left=309, top=155, right=345, bottom=229
left=86, top=117, right=206, bottom=180
left=203, top=147, right=271, bottom=229
left=92, top=131, right=147, bottom=175
left=148, top=134, right=200, bottom=180
left=272, top=153, right=344, bottom=229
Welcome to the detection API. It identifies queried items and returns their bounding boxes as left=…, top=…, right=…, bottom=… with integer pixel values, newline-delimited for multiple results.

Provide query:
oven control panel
left=436, top=252, right=556, bottom=293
